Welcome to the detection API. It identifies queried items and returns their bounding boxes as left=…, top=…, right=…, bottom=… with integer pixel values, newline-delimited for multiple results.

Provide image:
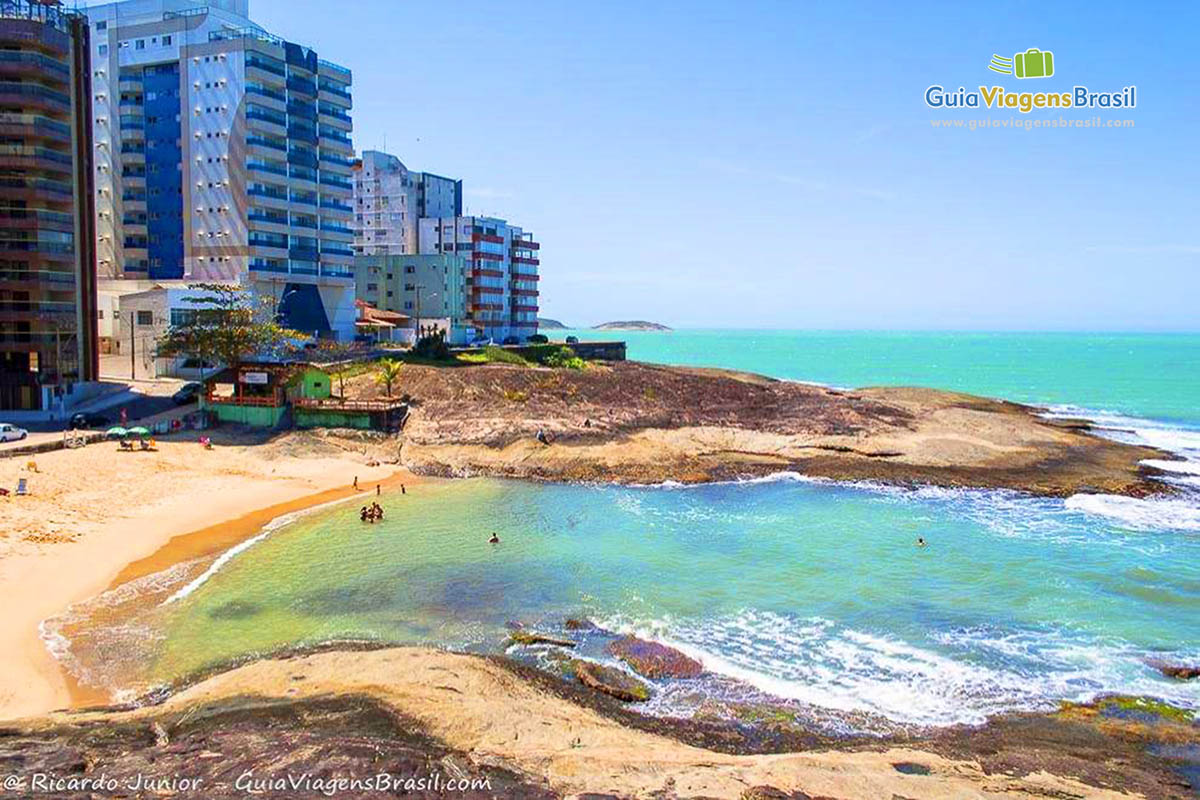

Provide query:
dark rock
left=510, top=630, right=576, bottom=648
left=891, top=761, right=931, bottom=776
left=565, top=618, right=597, bottom=631
left=575, top=661, right=651, bottom=703
left=606, top=635, right=703, bottom=679
left=741, top=787, right=815, bottom=799
left=1152, top=662, right=1200, bottom=681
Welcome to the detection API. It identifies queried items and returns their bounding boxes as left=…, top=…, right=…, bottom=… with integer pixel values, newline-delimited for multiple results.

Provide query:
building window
left=136, top=310, right=153, bottom=325
left=96, top=20, right=107, bottom=31
left=98, top=44, right=108, bottom=56
left=163, top=34, right=172, bottom=46
left=404, top=265, right=415, bottom=274
left=97, top=310, right=105, bottom=320
left=135, top=39, right=145, bottom=50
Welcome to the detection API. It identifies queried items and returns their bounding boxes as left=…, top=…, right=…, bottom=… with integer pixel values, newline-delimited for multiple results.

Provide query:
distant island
left=537, top=317, right=569, bottom=329
left=592, top=320, right=672, bottom=331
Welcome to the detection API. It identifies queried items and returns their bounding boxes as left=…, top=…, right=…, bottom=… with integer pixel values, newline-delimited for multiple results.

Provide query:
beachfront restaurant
left=202, top=365, right=291, bottom=427
left=288, top=365, right=408, bottom=431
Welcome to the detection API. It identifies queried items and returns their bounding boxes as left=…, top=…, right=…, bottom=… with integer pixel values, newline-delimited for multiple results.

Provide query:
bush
left=527, top=333, right=549, bottom=344
left=413, top=332, right=450, bottom=360
left=544, top=346, right=586, bottom=370
left=482, top=345, right=531, bottom=366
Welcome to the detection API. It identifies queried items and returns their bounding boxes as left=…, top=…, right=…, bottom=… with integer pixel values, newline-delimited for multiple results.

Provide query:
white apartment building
left=418, top=216, right=539, bottom=342
left=352, top=149, right=461, bottom=256
left=86, top=0, right=357, bottom=338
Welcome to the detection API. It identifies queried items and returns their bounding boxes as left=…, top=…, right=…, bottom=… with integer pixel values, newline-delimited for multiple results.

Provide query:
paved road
left=1, top=378, right=197, bottom=451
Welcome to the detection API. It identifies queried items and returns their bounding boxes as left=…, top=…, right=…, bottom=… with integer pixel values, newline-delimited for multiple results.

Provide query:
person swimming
left=916, top=537, right=927, bottom=547
left=489, top=532, right=500, bottom=544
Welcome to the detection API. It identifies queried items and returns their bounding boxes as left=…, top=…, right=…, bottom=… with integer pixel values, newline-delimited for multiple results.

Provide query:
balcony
left=0, top=81, right=70, bottom=112
left=512, top=255, right=539, bottom=266
left=286, top=76, right=316, bottom=96
left=513, top=238, right=540, bottom=250
left=0, top=112, right=70, bottom=141
left=319, top=175, right=351, bottom=190
left=319, top=198, right=352, bottom=213
left=473, top=233, right=504, bottom=244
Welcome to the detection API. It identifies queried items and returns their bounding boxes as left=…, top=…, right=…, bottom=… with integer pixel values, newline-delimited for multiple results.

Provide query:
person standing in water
left=489, top=532, right=500, bottom=544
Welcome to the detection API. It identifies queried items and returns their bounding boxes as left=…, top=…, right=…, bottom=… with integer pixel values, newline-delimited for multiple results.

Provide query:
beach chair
left=16, top=478, right=27, bottom=496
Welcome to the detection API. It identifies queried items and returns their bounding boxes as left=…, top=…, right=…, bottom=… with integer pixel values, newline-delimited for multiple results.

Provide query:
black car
left=172, top=382, right=204, bottom=405
left=502, top=336, right=520, bottom=345
left=70, top=412, right=110, bottom=429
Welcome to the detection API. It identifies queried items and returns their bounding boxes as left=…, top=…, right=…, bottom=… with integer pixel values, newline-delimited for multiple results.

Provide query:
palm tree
left=377, top=358, right=403, bottom=397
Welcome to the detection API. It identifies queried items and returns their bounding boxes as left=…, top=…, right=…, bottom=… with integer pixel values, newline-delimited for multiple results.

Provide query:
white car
left=0, top=423, right=28, bottom=443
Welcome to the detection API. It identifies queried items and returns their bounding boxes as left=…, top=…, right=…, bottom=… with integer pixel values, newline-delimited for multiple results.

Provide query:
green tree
left=377, top=358, right=404, bottom=397
left=157, top=283, right=296, bottom=397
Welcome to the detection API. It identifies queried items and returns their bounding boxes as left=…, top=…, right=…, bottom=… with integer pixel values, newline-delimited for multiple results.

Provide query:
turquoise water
left=562, top=330, right=1200, bottom=426
left=53, top=332, right=1200, bottom=728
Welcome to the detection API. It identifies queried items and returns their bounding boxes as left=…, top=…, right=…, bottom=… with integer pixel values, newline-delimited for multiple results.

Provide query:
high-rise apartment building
left=418, top=216, right=538, bottom=342
left=87, top=0, right=356, bottom=337
left=352, top=149, right=460, bottom=256
left=0, top=0, right=98, bottom=411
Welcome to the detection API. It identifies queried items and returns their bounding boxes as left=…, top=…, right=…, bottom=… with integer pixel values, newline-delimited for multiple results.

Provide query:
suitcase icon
left=1014, top=48, right=1054, bottom=79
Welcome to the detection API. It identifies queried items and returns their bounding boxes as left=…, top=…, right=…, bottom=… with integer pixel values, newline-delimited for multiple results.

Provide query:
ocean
left=49, top=331, right=1200, bottom=730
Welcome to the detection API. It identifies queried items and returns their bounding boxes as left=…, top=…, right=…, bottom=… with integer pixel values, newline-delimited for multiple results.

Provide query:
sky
left=117, top=1, right=1200, bottom=329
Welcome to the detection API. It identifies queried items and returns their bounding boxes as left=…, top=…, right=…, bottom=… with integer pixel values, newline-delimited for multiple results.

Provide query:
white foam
left=596, top=611, right=1200, bottom=727
left=1064, top=493, right=1200, bottom=532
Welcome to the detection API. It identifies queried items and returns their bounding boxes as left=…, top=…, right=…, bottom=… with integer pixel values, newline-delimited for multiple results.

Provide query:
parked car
left=502, top=336, right=520, bottom=345
left=468, top=336, right=493, bottom=347
left=565, top=335, right=580, bottom=345
left=69, top=412, right=110, bottom=430
left=0, top=423, right=28, bottom=443
left=172, top=381, right=204, bottom=405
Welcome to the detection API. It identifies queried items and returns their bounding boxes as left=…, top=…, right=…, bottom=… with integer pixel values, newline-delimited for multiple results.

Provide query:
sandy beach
left=0, top=429, right=407, bottom=720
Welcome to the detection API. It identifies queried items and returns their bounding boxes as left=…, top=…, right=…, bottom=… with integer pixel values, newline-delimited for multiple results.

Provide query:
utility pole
left=414, top=285, right=422, bottom=339
left=129, top=310, right=135, bottom=380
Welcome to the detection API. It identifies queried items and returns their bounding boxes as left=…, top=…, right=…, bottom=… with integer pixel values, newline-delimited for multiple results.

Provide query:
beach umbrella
left=127, top=426, right=151, bottom=438
left=105, top=426, right=128, bottom=438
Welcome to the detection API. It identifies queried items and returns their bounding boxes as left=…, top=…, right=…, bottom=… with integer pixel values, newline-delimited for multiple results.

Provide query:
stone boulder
left=606, top=635, right=703, bottom=679
left=574, top=661, right=651, bottom=703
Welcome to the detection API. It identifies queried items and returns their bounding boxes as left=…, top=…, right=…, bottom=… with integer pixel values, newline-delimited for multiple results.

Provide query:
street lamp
left=413, top=285, right=439, bottom=340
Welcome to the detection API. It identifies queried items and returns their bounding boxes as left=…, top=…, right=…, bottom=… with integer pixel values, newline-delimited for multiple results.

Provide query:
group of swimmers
left=360, top=502, right=385, bottom=523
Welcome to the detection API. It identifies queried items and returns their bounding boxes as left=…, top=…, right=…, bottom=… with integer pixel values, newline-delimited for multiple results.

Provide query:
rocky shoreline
left=9, top=642, right=1197, bottom=799
left=369, top=361, right=1178, bottom=498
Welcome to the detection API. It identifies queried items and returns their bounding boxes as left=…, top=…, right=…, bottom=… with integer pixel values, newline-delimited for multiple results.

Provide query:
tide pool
left=50, top=331, right=1200, bottom=730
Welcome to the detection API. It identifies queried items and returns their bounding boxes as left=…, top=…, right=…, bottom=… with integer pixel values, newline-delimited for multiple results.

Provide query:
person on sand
left=376, top=484, right=381, bottom=496
left=353, top=476, right=359, bottom=490
left=401, top=484, right=406, bottom=495
left=489, top=532, right=500, bottom=544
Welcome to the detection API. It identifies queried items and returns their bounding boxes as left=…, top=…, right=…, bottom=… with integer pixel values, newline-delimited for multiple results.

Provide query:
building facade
left=352, top=149, right=460, bottom=256
left=355, top=253, right=470, bottom=342
left=417, top=216, right=538, bottom=342
left=87, top=0, right=356, bottom=338
left=0, top=0, right=99, bottom=411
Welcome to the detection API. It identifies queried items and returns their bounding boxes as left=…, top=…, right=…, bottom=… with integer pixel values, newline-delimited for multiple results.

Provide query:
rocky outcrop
left=606, top=635, right=703, bottom=679
left=510, top=630, right=576, bottom=648
left=1150, top=661, right=1200, bottom=680
left=574, top=661, right=651, bottom=703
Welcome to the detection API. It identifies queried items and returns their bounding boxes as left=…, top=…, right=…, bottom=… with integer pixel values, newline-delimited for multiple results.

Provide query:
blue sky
left=191, top=2, right=1200, bottom=328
